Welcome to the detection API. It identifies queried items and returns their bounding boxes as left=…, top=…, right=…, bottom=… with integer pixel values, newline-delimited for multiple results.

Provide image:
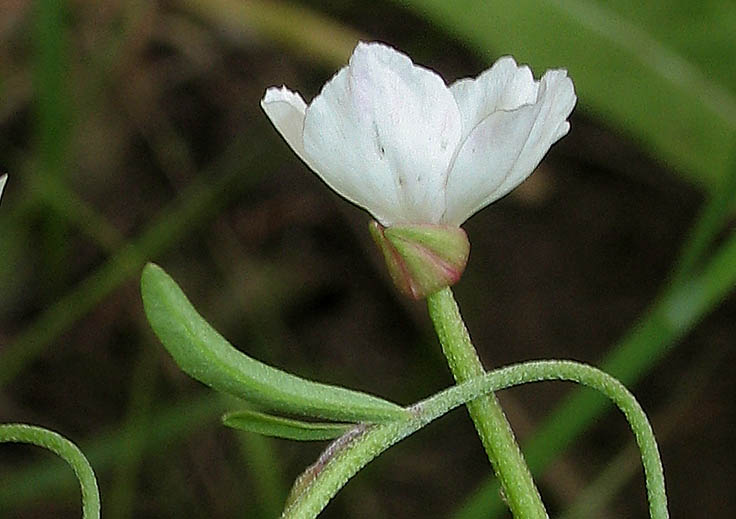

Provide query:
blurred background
left=1, top=0, right=735, bottom=517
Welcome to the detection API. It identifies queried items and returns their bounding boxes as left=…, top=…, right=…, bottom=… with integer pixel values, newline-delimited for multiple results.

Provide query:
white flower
left=261, top=42, right=576, bottom=227
left=0, top=174, right=7, bottom=203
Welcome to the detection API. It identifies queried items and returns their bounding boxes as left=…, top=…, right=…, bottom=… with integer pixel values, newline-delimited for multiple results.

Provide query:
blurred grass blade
left=670, top=151, right=736, bottom=286
left=179, top=0, right=363, bottom=67
left=559, top=340, right=730, bottom=519
left=32, top=173, right=126, bottom=254
left=223, top=410, right=352, bottom=441
left=34, top=0, right=72, bottom=172
left=397, top=0, right=736, bottom=189
left=454, top=226, right=736, bottom=518
left=0, top=131, right=268, bottom=388
left=141, top=263, right=409, bottom=423
left=235, top=432, right=287, bottom=517
left=33, top=0, right=73, bottom=279
left=106, top=344, right=159, bottom=519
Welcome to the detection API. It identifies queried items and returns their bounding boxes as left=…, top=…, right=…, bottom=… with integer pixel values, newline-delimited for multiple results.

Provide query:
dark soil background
left=1, top=1, right=734, bottom=518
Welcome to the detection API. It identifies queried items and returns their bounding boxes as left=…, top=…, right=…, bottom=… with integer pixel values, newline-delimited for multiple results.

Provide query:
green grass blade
left=33, top=0, right=72, bottom=174
left=32, top=0, right=74, bottom=279
left=559, top=339, right=728, bottom=519
left=106, top=344, right=159, bottom=519
left=179, top=0, right=363, bottom=67
left=223, top=410, right=352, bottom=441
left=670, top=152, right=736, bottom=286
left=0, top=132, right=267, bottom=388
left=235, top=432, right=287, bottom=517
left=396, top=0, right=736, bottom=189
left=454, top=229, right=736, bottom=518
left=141, top=263, right=409, bottom=423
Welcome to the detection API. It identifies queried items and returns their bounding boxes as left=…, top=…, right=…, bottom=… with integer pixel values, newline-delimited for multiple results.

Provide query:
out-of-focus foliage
left=398, top=0, right=736, bottom=189
left=1, top=1, right=736, bottom=518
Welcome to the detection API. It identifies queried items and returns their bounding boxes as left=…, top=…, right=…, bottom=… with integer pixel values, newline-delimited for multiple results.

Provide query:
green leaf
left=140, top=263, right=409, bottom=423
left=396, top=0, right=736, bottom=189
left=222, top=410, right=353, bottom=441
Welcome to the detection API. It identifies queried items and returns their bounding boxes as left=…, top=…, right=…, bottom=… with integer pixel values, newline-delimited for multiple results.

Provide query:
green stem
left=282, top=360, right=668, bottom=519
left=456, top=225, right=736, bottom=519
left=426, top=287, right=546, bottom=518
left=0, top=424, right=100, bottom=519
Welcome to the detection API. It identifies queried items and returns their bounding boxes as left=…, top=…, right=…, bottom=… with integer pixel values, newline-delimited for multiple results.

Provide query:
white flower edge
left=443, top=65, right=575, bottom=224
left=262, top=42, right=576, bottom=227
left=0, top=174, right=7, bottom=203
left=262, top=43, right=462, bottom=226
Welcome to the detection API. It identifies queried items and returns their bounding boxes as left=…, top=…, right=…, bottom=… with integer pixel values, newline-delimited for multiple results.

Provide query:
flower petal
left=442, top=106, right=539, bottom=225
left=493, top=70, right=576, bottom=196
left=261, top=86, right=311, bottom=166
left=443, top=69, right=576, bottom=225
left=450, top=56, right=538, bottom=141
left=0, top=174, right=6, bottom=202
left=302, top=42, right=462, bottom=226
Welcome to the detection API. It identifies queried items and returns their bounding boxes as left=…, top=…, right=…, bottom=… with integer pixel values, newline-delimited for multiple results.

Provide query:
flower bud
left=369, top=221, right=470, bottom=300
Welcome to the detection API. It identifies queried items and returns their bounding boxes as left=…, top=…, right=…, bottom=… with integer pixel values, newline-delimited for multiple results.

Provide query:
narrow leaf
left=140, top=263, right=409, bottom=423
left=223, top=410, right=353, bottom=441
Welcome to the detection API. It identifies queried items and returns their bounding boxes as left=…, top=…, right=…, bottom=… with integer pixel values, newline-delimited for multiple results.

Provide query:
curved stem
left=283, top=360, right=668, bottom=519
left=0, top=424, right=100, bottom=519
left=427, top=287, right=546, bottom=518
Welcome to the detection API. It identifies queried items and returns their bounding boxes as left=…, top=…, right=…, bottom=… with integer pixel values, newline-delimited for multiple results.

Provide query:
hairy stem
left=0, top=424, right=100, bottom=519
left=282, top=360, right=668, bottom=519
left=427, top=287, right=547, bottom=518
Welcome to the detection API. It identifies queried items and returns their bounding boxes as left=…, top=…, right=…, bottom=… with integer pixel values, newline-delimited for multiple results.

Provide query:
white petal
left=443, top=69, right=576, bottom=225
left=450, top=56, right=538, bottom=141
left=302, top=42, right=462, bottom=226
left=0, top=174, right=7, bottom=202
left=261, top=86, right=311, bottom=166
left=442, top=107, right=540, bottom=224
left=494, top=70, right=576, bottom=195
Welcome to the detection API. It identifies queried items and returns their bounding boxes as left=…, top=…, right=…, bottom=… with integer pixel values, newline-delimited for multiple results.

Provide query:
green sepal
left=369, top=222, right=470, bottom=300
left=141, top=263, right=409, bottom=423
